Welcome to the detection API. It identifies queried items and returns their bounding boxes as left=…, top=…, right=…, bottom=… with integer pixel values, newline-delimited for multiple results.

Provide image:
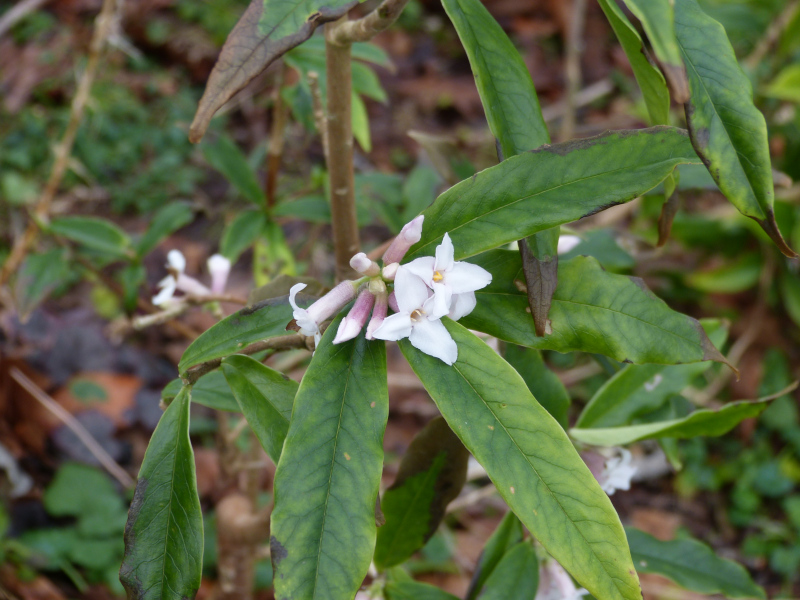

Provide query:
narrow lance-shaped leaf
left=477, top=541, right=539, bottom=600
left=404, top=127, right=700, bottom=263
left=465, top=510, right=524, bottom=600
left=674, top=0, right=796, bottom=257
left=178, top=293, right=315, bottom=373
left=576, top=319, right=728, bottom=428
left=120, top=387, right=203, bottom=600
left=374, top=416, right=469, bottom=570
left=385, top=581, right=461, bottom=600
left=626, top=527, right=766, bottom=599
left=569, top=387, right=796, bottom=447
left=49, top=216, right=132, bottom=259
left=203, top=135, right=266, bottom=206
left=400, top=320, right=642, bottom=600
left=462, top=252, right=729, bottom=367
left=221, top=355, right=297, bottom=463
left=440, top=0, right=558, bottom=341
left=162, top=371, right=241, bottom=412
left=621, top=0, right=688, bottom=102
left=504, top=345, right=570, bottom=428
left=189, top=0, right=359, bottom=143
left=270, top=316, right=388, bottom=600
left=597, top=0, right=669, bottom=125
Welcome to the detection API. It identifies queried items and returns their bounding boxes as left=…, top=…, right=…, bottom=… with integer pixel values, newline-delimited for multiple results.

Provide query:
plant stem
left=327, top=0, right=411, bottom=45
left=325, top=18, right=360, bottom=281
left=266, top=64, right=290, bottom=209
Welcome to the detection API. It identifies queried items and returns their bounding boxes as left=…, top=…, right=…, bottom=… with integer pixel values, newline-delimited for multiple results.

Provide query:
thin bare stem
left=744, top=0, right=800, bottom=70
left=266, top=65, right=290, bottom=209
left=327, top=0, right=411, bottom=45
left=325, top=18, right=360, bottom=281
left=308, top=71, right=329, bottom=163
left=10, top=367, right=135, bottom=489
left=560, top=0, right=588, bottom=141
left=0, top=0, right=50, bottom=39
left=0, top=0, right=118, bottom=286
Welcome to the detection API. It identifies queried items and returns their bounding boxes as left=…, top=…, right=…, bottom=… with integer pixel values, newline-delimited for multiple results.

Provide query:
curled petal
left=288, top=283, right=318, bottom=337
left=394, top=266, right=430, bottom=314
left=372, top=312, right=413, bottom=341
left=448, top=291, right=476, bottom=321
left=408, top=318, right=457, bottom=365
left=444, top=262, right=492, bottom=294
left=289, top=283, right=307, bottom=311
left=434, top=232, right=455, bottom=273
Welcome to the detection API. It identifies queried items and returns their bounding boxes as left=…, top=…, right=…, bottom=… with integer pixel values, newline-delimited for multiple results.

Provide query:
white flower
left=153, top=250, right=211, bottom=306
left=557, top=234, right=582, bottom=255
left=289, top=281, right=357, bottom=347
left=536, top=559, right=588, bottom=600
left=404, top=233, right=491, bottom=321
left=207, top=254, right=231, bottom=294
left=599, top=448, right=636, bottom=495
left=372, top=266, right=458, bottom=365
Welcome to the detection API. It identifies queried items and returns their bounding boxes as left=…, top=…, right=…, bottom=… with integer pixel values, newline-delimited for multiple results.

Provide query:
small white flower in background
left=152, top=250, right=211, bottom=306
left=557, top=234, right=582, bottom=255
left=599, top=448, right=636, bottom=495
left=289, top=281, right=358, bottom=347
left=536, top=559, right=588, bottom=600
left=372, top=266, right=458, bottom=365
left=207, top=254, right=231, bottom=294
left=404, top=233, right=491, bottom=320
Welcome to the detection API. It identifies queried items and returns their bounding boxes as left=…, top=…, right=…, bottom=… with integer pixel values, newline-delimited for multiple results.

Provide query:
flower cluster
left=288, top=216, right=492, bottom=364
left=153, top=250, right=231, bottom=306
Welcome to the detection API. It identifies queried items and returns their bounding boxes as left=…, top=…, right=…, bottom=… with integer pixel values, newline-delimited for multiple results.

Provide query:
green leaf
left=465, top=511, right=524, bottom=600
left=274, top=195, right=333, bottom=224
left=597, top=0, right=670, bottom=124
left=780, top=273, right=800, bottom=329
left=135, top=202, right=194, bottom=257
left=401, top=166, right=441, bottom=224
left=405, top=127, right=700, bottom=263
left=687, top=253, right=762, bottom=294
left=764, top=63, right=800, bottom=103
left=44, top=463, right=127, bottom=537
left=221, top=210, right=267, bottom=262
left=462, top=252, right=728, bottom=366
left=441, top=0, right=549, bottom=158
left=203, top=136, right=266, bottom=206
left=178, top=294, right=311, bottom=372
left=13, top=248, right=71, bottom=321
left=162, top=371, right=241, bottom=412
left=374, top=416, right=469, bottom=570
left=270, top=317, right=388, bottom=600
left=49, top=216, right=131, bottom=259
left=221, top=355, right=296, bottom=462
left=570, top=398, right=778, bottom=446
left=674, top=0, right=795, bottom=257
left=189, top=0, right=358, bottom=142
left=576, top=320, right=728, bottom=428
left=504, top=346, right=570, bottom=428
left=399, top=319, right=641, bottom=600
left=621, top=0, right=688, bottom=102
left=626, top=527, right=765, bottom=599
left=120, top=387, right=203, bottom=600
left=385, top=581, right=460, bottom=600
left=477, top=542, right=538, bottom=600
left=352, top=91, right=371, bottom=152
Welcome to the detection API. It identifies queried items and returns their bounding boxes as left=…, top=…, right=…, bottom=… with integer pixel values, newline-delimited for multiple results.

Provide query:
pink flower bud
left=207, top=254, right=231, bottom=294
left=175, top=274, right=211, bottom=296
left=350, top=252, right=381, bottom=276
left=383, top=216, right=424, bottom=264
left=365, top=292, right=388, bottom=340
left=333, top=289, right=375, bottom=344
left=388, top=291, right=399, bottom=312
left=306, top=280, right=358, bottom=324
left=382, top=262, right=399, bottom=281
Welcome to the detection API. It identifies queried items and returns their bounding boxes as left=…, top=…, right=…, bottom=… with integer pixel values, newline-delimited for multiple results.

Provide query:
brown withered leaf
left=519, top=233, right=558, bottom=338
left=189, top=0, right=359, bottom=143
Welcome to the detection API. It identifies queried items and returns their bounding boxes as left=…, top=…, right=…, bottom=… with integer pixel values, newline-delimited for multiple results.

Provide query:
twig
left=308, top=71, right=329, bottom=163
left=0, top=0, right=118, bottom=286
left=541, top=78, right=613, bottom=123
left=266, top=65, right=290, bottom=209
left=0, top=0, right=50, bottom=38
left=10, top=367, right=136, bottom=489
left=182, top=333, right=313, bottom=385
left=744, top=1, right=800, bottom=70
left=560, top=0, right=588, bottom=141
left=325, top=18, right=360, bottom=281
left=327, top=0, right=411, bottom=45
left=446, top=484, right=498, bottom=514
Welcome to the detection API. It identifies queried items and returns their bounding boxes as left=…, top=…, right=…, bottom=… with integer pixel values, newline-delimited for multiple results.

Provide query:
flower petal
left=152, top=277, right=177, bottom=306
left=409, top=318, right=457, bottom=365
left=394, top=266, right=430, bottom=313
left=403, top=256, right=436, bottom=286
left=289, top=283, right=307, bottom=311
left=167, top=249, right=186, bottom=273
left=435, top=232, right=455, bottom=273
left=444, top=261, right=492, bottom=294
left=423, top=283, right=451, bottom=320
left=372, top=312, right=413, bottom=341
left=448, top=291, right=477, bottom=321
left=207, top=254, right=231, bottom=294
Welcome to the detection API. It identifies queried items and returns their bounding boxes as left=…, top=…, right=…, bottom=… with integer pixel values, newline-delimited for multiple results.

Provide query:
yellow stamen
left=410, top=309, right=425, bottom=322
left=433, top=270, right=444, bottom=282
